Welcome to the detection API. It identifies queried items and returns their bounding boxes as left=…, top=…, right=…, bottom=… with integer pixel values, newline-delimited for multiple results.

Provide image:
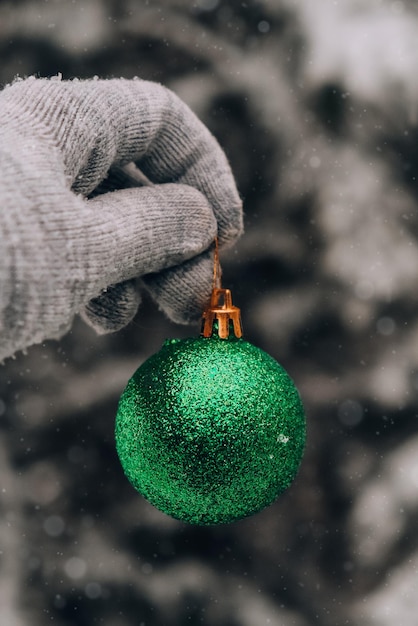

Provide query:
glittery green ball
left=115, top=336, right=305, bottom=525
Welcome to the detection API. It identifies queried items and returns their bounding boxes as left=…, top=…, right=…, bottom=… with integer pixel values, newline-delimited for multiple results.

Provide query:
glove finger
left=130, top=82, right=243, bottom=248
left=142, top=251, right=214, bottom=325
left=80, top=280, right=140, bottom=334
left=82, top=183, right=217, bottom=301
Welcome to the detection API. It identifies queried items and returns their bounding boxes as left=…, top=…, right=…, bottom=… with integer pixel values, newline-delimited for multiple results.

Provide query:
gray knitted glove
left=0, top=77, right=243, bottom=361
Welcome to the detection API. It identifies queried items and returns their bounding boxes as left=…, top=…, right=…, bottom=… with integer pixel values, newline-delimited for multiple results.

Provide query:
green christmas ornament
left=115, top=249, right=305, bottom=525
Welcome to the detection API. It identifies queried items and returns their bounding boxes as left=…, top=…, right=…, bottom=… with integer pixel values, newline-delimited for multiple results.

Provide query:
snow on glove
left=0, top=77, right=243, bottom=361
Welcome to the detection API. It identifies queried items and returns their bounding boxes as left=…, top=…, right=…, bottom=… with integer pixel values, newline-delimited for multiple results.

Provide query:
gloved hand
left=0, top=77, right=243, bottom=361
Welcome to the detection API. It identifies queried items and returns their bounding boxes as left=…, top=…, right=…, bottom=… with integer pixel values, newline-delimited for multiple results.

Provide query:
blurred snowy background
left=2, top=0, right=418, bottom=624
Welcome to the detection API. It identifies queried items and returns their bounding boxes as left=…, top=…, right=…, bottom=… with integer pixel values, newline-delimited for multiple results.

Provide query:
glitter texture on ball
left=115, top=335, right=305, bottom=525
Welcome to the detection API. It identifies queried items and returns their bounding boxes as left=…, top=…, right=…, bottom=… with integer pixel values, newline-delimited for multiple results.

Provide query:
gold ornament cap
left=201, top=287, right=243, bottom=339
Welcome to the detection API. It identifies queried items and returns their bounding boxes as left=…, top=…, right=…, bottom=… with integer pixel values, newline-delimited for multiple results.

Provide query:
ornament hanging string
left=212, top=236, right=222, bottom=291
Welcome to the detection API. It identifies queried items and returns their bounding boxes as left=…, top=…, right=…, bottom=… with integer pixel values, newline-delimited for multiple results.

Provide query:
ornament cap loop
left=201, top=288, right=243, bottom=339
